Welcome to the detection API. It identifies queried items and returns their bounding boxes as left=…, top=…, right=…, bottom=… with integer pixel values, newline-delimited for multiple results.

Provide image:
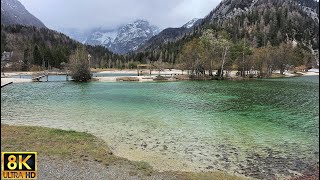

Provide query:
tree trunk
left=220, top=47, right=228, bottom=78
left=209, top=59, right=213, bottom=76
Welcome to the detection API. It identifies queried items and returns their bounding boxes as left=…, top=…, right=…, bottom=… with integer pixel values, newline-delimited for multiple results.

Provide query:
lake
left=1, top=76, right=319, bottom=179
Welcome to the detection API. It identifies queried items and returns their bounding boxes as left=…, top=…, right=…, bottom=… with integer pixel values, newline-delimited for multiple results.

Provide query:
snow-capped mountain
left=1, top=0, right=46, bottom=28
left=84, top=27, right=117, bottom=47
left=138, top=18, right=203, bottom=51
left=77, top=20, right=160, bottom=54
left=182, top=18, right=201, bottom=28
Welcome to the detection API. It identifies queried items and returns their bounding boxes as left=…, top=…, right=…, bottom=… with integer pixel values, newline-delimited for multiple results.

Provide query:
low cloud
left=19, top=0, right=220, bottom=30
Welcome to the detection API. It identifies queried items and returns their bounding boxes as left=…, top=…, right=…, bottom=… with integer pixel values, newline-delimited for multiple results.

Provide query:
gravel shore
left=38, top=156, right=179, bottom=180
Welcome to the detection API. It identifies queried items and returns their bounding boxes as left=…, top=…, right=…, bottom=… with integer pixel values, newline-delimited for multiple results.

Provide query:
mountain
left=203, top=0, right=318, bottom=24
left=62, top=20, right=161, bottom=54
left=138, top=18, right=204, bottom=51
left=182, top=18, right=202, bottom=28
left=203, top=0, right=319, bottom=48
left=137, top=18, right=201, bottom=51
left=110, top=20, right=160, bottom=54
left=138, top=0, right=319, bottom=52
left=1, top=0, right=46, bottom=28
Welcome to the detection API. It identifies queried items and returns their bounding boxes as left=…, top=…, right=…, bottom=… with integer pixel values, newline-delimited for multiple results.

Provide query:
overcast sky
left=19, top=0, right=221, bottom=31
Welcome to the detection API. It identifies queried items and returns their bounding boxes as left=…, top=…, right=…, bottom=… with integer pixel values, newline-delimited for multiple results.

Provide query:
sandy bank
left=299, top=71, right=319, bottom=76
left=98, top=69, right=185, bottom=75
left=2, top=71, right=34, bottom=76
left=94, top=76, right=163, bottom=82
left=1, top=78, right=32, bottom=86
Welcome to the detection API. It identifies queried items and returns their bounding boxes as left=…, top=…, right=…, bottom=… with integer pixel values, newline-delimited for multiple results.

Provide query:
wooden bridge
left=32, top=72, right=48, bottom=82
left=32, top=75, right=47, bottom=81
left=1, top=82, right=13, bottom=88
left=31, top=70, right=71, bottom=82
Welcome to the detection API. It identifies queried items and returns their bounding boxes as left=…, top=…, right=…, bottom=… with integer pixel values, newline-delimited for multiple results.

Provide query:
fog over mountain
left=19, top=0, right=220, bottom=30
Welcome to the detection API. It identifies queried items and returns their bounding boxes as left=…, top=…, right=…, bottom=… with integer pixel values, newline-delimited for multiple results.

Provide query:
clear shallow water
left=1, top=76, right=319, bottom=178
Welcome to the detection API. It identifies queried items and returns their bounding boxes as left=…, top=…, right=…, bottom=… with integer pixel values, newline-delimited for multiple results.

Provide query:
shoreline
left=1, top=123, right=250, bottom=180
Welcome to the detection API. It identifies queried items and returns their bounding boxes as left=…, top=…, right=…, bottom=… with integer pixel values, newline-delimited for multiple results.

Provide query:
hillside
left=138, top=0, right=319, bottom=52
left=1, top=25, right=116, bottom=70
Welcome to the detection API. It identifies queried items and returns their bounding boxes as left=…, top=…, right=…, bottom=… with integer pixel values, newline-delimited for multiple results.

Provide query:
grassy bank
left=1, top=124, right=250, bottom=180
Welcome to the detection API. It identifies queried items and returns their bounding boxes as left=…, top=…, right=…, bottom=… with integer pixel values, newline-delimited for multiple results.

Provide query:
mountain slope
left=203, top=0, right=319, bottom=48
left=182, top=18, right=202, bottom=28
left=1, top=0, right=46, bottom=28
left=137, top=18, right=203, bottom=52
left=138, top=18, right=203, bottom=52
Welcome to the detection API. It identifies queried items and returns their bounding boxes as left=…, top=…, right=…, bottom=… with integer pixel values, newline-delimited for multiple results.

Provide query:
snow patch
left=183, top=18, right=199, bottom=28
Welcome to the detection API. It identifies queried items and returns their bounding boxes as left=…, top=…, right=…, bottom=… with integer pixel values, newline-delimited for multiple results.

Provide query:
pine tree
left=33, top=45, right=42, bottom=66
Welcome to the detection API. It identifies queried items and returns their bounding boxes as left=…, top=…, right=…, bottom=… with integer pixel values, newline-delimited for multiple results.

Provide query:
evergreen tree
left=33, top=45, right=42, bottom=66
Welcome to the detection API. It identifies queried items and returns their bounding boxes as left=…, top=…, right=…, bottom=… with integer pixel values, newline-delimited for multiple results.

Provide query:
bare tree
left=69, top=46, right=92, bottom=82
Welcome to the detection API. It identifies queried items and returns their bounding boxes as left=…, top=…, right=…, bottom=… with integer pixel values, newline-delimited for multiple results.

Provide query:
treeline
left=176, top=30, right=313, bottom=79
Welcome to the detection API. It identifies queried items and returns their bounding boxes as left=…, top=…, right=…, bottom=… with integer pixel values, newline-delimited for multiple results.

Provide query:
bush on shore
left=69, top=46, right=92, bottom=82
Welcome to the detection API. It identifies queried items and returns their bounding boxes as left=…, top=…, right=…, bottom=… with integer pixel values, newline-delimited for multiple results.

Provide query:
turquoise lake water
left=1, top=76, right=319, bottom=178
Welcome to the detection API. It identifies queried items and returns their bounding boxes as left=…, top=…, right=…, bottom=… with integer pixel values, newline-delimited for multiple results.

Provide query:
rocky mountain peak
left=66, top=20, right=160, bottom=54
